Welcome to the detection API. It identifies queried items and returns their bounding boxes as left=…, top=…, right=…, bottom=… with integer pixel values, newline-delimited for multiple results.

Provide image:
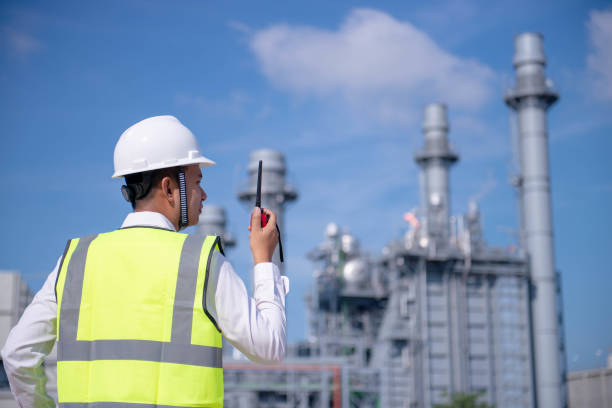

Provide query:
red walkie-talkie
left=250, top=160, right=284, bottom=262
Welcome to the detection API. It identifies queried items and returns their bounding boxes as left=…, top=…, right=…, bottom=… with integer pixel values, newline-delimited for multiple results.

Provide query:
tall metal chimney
left=237, top=149, right=298, bottom=273
left=414, top=104, right=458, bottom=248
left=196, top=205, right=236, bottom=249
left=505, top=33, right=565, bottom=408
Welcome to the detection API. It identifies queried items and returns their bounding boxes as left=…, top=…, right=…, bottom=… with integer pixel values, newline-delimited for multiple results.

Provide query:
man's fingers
left=251, top=207, right=262, bottom=231
left=262, top=208, right=276, bottom=230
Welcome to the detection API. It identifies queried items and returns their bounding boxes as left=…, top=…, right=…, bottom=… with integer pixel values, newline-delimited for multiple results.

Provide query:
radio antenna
left=255, top=160, right=262, bottom=209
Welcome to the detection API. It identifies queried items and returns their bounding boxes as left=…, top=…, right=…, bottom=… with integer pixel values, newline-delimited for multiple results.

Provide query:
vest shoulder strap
left=54, top=239, right=72, bottom=303
left=202, top=235, right=224, bottom=333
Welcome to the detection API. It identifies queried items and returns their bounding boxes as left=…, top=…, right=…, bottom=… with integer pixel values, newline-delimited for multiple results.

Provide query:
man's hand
left=249, top=207, right=279, bottom=264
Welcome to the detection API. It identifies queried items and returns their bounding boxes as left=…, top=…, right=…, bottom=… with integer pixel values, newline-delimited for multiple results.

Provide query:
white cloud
left=587, top=9, right=612, bottom=101
left=249, top=8, right=495, bottom=126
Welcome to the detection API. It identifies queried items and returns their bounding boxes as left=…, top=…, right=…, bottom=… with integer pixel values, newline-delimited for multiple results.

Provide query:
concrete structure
left=196, top=204, right=236, bottom=249
left=567, top=358, right=612, bottom=408
left=505, top=33, right=566, bottom=408
left=237, top=149, right=298, bottom=273
left=0, top=271, right=33, bottom=408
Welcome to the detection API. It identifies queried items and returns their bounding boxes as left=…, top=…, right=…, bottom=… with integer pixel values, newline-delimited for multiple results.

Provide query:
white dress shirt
left=1, top=211, right=289, bottom=407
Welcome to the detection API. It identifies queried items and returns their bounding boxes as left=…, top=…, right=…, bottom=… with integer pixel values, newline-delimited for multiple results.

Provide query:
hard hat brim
left=111, top=156, right=216, bottom=179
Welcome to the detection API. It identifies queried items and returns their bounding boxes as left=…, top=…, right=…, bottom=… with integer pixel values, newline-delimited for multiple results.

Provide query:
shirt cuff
left=253, top=262, right=278, bottom=281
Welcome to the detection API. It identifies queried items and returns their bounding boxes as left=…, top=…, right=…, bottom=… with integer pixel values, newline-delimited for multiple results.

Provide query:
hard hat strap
left=177, top=168, right=188, bottom=230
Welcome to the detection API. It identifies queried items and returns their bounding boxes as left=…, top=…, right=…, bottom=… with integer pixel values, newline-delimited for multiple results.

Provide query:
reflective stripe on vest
left=55, top=229, right=223, bottom=408
left=60, top=404, right=211, bottom=408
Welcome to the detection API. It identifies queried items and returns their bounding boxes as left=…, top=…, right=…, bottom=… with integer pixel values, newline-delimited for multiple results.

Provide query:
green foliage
left=433, top=391, right=494, bottom=408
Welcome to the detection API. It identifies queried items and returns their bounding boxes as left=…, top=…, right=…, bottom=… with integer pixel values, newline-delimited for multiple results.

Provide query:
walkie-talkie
left=251, top=160, right=284, bottom=262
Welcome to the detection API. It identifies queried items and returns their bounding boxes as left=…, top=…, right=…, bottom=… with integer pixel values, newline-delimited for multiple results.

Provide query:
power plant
left=222, top=33, right=567, bottom=407
left=0, top=32, right=581, bottom=408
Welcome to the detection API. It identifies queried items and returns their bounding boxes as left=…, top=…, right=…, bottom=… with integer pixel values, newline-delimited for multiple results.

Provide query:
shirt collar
left=121, top=211, right=177, bottom=231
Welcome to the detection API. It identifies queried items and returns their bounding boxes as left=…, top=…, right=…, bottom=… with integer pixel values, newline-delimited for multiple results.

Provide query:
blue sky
left=1, top=0, right=610, bottom=371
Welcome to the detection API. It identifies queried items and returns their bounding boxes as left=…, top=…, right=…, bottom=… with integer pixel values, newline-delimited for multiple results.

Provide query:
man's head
left=124, top=164, right=206, bottom=230
left=113, top=115, right=215, bottom=230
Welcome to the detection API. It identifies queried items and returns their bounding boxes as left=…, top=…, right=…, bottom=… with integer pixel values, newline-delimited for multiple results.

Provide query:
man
left=1, top=115, right=289, bottom=408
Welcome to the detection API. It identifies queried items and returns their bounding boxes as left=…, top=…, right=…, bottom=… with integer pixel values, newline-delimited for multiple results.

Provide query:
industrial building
left=221, top=33, right=567, bottom=408
left=223, top=106, right=537, bottom=406
left=0, top=272, right=32, bottom=408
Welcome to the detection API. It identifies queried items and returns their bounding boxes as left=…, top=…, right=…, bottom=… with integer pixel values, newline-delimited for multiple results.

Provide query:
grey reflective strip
left=58, top=234, right=99, bottom=345
left=171, top=234, right=206, bottom=343
left=60, top=403, right=214, bottom=408
left=57, top=339, right=222, bottom=368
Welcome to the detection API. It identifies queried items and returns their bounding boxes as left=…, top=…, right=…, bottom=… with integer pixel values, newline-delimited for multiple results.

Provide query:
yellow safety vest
left=55, top=227, right=224, bottom=408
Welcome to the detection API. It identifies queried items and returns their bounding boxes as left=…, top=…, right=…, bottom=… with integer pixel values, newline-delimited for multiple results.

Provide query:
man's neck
left=133, top=208, right=179, bottom=231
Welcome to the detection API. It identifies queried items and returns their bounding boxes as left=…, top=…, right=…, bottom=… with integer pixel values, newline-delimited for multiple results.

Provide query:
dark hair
left=123, top=167, right=179, bottom=209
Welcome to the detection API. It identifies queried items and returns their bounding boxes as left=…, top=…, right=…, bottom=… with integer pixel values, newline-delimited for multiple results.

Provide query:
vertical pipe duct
left=196, top=205, right=236, bottom=249
left=414, top=104, right=458, bottom=249
left=238, top=149, right=298, bottom=273
left=504, top=33, right=565, bottom=408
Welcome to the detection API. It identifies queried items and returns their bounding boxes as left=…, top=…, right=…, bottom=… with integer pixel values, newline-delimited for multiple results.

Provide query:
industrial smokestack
left=505, top=33, right=565, bottom=408
left=414, top=104, right=459, bottom=249
left=196, top=205, right=236, bottom=249
left=237, top=149, right=298, bottom=273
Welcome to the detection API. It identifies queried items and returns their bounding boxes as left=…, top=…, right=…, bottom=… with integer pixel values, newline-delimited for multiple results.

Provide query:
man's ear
left=161, top=176, right=175, bottom=201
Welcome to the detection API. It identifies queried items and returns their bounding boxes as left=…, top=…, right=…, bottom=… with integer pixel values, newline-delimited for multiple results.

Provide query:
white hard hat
left=112, top=115, right=215, bottom=178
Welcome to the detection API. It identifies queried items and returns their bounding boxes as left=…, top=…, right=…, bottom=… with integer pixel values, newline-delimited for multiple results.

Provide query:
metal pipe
left=505, top=32, right=565, bottom=408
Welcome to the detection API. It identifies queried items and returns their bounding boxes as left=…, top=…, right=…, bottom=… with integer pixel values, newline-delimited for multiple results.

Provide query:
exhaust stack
left=505, top=33, right=565, bottom=408
left=196, top=205, right=236, bottom=249
left=414, top=104, right=459, bottom=249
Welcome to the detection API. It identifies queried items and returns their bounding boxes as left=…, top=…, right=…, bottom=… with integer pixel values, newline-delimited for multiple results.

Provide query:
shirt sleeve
left=1, top=259, right=59, bottom=408
left=206, top=252, right=289, bottom=364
